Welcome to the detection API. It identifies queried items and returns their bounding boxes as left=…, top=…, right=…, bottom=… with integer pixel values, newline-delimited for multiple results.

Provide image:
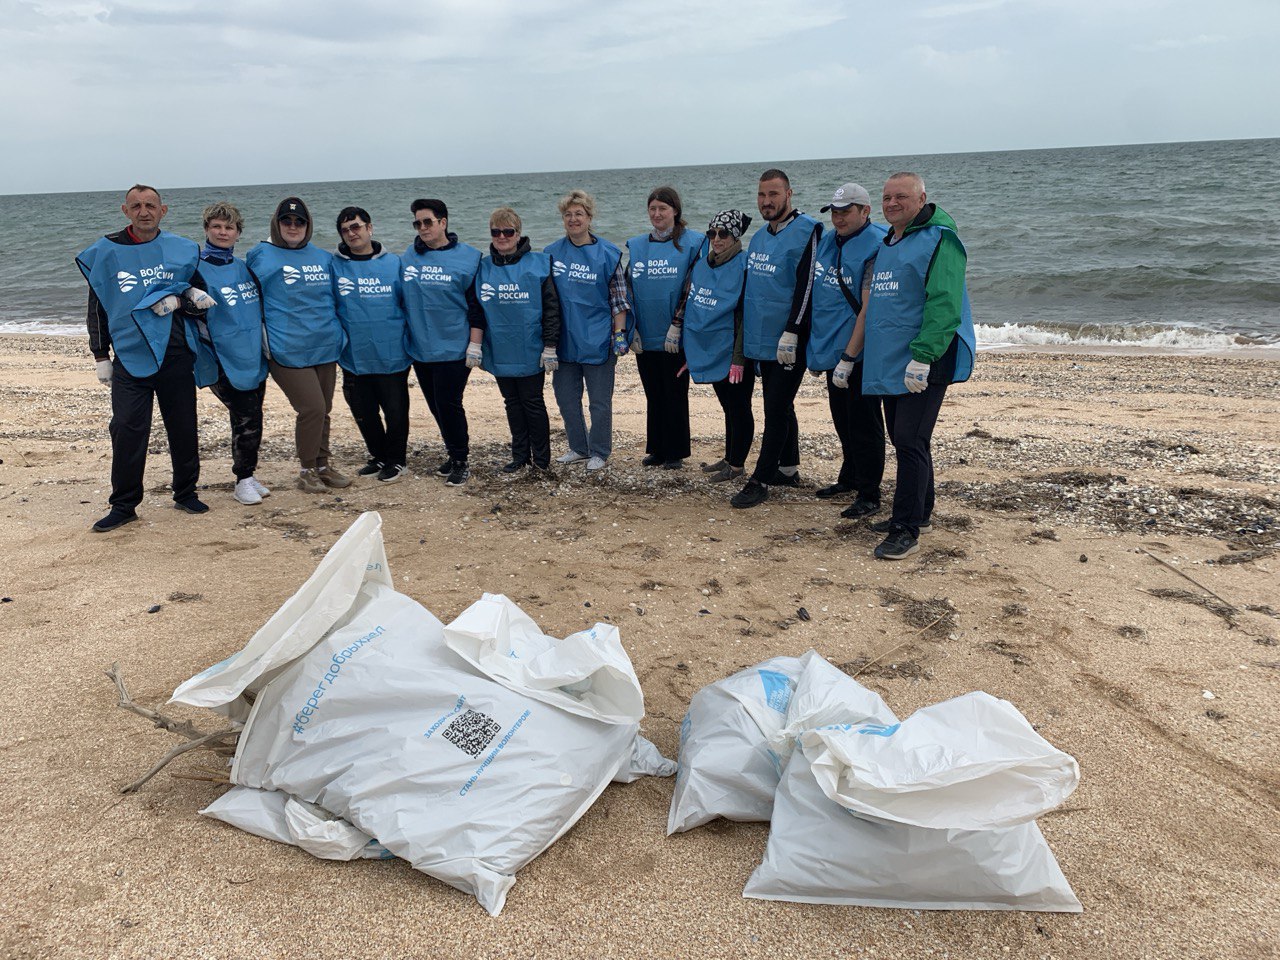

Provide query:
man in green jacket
left=860, top=172, right=976, bottom=560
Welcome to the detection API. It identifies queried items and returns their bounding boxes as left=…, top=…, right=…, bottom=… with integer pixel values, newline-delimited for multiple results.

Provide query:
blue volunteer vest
left=863, top=225, right=976, bottom=396
left=400, top=240, right=482, bottom=363
left=75, top=231, right=200, bottom=377
left=807, top=222, right=888, bottom=371
left=246, top=242, right=342, bottom=368
left=546, top=235, right=622, bottom=365
left=681, top=252, right=746, bottom=384
left=476, top=253, right=551, bottom=377
left=742, top=213, right=820, bottom=362
left=626, top=230, right=705, bottom=350
left=192, top=257, right=268, bottom=390
left=332, top=252, right=411, bottom=375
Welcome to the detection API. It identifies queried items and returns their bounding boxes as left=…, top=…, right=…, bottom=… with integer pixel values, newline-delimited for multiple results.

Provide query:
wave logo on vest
left=479, top=282, right=496, bottom=303
left=630, top=259, right=646, bottom=280
left=403, top=265, right=419, bottom=282
left=282, top=265, right=302, bottom=286
left=748, top=251, right=777, bottom=276
left=116, top=271, right=138, bottom=293
left=552, top=259, right=567, bottom=278
left=220, top=286, right=239, bottom=306
left=337, top=277, right=356, bottom=297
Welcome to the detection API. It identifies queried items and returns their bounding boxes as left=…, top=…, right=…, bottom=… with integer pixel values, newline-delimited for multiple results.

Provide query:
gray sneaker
left=297, top=468, right=326, bottom=494
left=317, top=465, right=351, bottom=489
left=585, top=456, right=607, bottom=471
left=557, top=451, right=588, bottom=465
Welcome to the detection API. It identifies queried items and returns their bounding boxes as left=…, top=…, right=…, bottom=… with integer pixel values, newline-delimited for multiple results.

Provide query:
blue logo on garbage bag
left=758, top=669, right=793, bottom=713
left=855, top=722, right=900, bottom=738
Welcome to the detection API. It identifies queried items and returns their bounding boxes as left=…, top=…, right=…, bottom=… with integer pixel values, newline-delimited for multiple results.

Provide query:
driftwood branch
left=1138, top=547, right=1239, bottom=612
left=851, top=613, right=950, bottom=678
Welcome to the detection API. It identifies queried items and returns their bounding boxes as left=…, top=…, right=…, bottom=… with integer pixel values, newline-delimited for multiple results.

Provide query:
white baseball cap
left=820, top=182, right=872, bottom=212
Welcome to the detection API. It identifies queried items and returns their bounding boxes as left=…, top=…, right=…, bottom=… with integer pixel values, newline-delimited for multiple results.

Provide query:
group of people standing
left=77, top=168, right=973, bottom=560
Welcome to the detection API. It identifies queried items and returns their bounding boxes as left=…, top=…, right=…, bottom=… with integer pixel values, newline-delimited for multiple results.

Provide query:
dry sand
left=0, top=333, right=1277, bottom=960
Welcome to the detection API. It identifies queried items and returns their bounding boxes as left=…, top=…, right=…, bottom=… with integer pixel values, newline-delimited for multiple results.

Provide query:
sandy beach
left=0, top=333, right=1277, bottom=960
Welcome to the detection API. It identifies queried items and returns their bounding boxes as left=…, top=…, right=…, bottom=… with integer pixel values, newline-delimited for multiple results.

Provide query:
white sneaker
left=248, top=476, right=271, bottom=498
left=233, top=477, right=262, bottom=505
left=557, top=451, right=588, bottom=465
left=586, top=456, right=607, bottom=471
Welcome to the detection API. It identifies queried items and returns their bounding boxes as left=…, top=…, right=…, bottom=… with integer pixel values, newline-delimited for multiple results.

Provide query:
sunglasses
left=707, top=228, right=736, bottom=240
left=412, top=217, right=440, bottom=229
left=279, top=216, right=307, bottom=228
left=339, top=221, right=367, bottom=235
left=490, top=228, right=517, bottom=238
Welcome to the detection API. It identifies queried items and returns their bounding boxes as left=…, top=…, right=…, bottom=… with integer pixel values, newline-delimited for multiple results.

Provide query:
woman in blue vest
left=674, top=210, right=754, bottom=483
left=545, top=189, right=629, bottom=472
left=247, top=198, right=351, bottom=493
left=187, top=201, right=271, bottom=506
left=332, top=206, right=412, bottom=484
left=626, top=186, right=705, bottom=469
left=476, top=206, right=561, bottom=473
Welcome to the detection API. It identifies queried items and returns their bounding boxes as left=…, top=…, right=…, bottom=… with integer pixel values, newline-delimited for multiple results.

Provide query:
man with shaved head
left=858, top=172, right=976, bottom=560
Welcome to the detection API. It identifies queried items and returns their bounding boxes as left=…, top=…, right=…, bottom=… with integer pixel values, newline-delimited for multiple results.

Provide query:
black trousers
left=826, top=364, right=886, bottom=500
left=711, top=366, right=756, bottom=468
left=341, top=367, right=411, bottom=468
left=635, top=350, right=691, bottom=462
left=207, top=373, right=266, bottom=481
left=412, top=359, right=471, bottom=464
left=108, top=347, right=199, bottom=511
left=882, top=381, right=948, bottom=536
left=750, top=357, right=806, bottom=483
left=496, top=372, right=551, bottom=468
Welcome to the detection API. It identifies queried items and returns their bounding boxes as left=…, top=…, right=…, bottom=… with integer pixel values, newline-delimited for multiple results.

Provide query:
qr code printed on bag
left=443, top=708, right=502, bottom=758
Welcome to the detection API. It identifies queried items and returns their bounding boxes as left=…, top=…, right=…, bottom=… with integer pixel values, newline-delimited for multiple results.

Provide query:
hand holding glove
left=728, top=363, right=744, bottom=385
left=541, top=346, right=559, bottom=373
left=612, top=329, right=630, bottom=357
left=465, top=342, right=483, bottom=369
left=664, top=323, right=681, bottom=354
left=183, top=287, right=217, bottom=311
left=150, top=295, right=181, bottom=316
left=776, top=331, right=798, bottom=366
left=95, top=358, right=113, bottom=385
left=832, top=357, right=854, bottom=389
left=904, top=359, right=930, bottom=393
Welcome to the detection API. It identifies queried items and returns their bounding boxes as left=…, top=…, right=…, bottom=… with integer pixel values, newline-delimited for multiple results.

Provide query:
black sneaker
left=700, top=459, right=728, bottom=474
left=174, top=497, right=210, bottom=514
left=642, top=453, right=663, bottom=467
left=815, top=482, right=854, bottom=500
left=874, top=526, right=919, bottom=560
left=663, top=459, right=684, bottom=470
left=731, top=479, right=769, bottom=509
left=770, top=469, right=802, bottom=487
left=358, top=459, right=383, bottom=477
left=446, top=462, right=470, bottom=486
left=870, top=517, right=932, bottom=534
left=92, top=509, right=137, bottom=533
left=501, top=460, right=528, bottom=474
left=708, top=465, right=744, bottom=483
left=436, top=458, right=454, bottom=476
left=840, top=498, right=881, bottom=520
left=377, top=464, right=407, bottom=484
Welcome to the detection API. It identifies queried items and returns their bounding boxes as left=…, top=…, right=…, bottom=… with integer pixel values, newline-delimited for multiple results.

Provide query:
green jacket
left=898, top=204, right=967, bottom=365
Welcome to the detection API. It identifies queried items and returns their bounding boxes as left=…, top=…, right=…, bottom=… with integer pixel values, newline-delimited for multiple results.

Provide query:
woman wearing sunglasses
left=625, top=186, right=705, bottom=469
left=247, top=197, right=350, bottom=493
left=475, top=206, right=561, bottom=473
left=675, top=210, right=754, bottom=483
left=544, top=189, right=629, bottom=472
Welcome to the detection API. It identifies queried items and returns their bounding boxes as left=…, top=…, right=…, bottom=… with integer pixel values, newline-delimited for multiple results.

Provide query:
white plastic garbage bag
left=803, top=692, right=1080, bottom=830
left=744, top=749, right=1082, bottom=911
left=201, top=786, right=392, bottom=861
left=174, top=512, right=672, bottom=916
left=666, top=654, right=804, bottom=834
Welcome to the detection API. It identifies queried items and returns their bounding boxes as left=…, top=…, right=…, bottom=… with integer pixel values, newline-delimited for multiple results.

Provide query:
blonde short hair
left=557, top=189, right=596, bottom=219
left=489, top=206, right=522, bottom=233
left=202, top=201, right=244, bottom=232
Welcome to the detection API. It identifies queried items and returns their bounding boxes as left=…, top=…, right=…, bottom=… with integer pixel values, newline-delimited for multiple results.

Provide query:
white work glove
left=664, top=323, right=681, bottom=353
left=832, top=358, right=854, bottom=389
left=95, top=358, right=113, bottom=385
left=541, top=346, right=559, bottom=373
left=150, top=294, right=181, bottom=316
left=905, top=359, right=930, bottom=393
left=465, top=342, right=483, bottom=369
left=776, top=331, right=798, bottom=366
left=183, top=287, right=217, bottom=311
left=631, top=332, right=644, bottom=355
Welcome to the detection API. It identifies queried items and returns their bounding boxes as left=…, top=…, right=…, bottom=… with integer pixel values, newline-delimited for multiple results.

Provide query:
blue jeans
left=552, top=355, right=616, bottom=460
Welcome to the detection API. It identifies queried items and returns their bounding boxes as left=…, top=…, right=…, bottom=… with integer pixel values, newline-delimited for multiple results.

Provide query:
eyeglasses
left=279, top=216, right=307, bottom=228
left=707, top=228, right=736, bottom=240
left=339, top=221, right=367, bottom=235
left=412, top=218, right=440, bottom=229
left=490, top=228, right=517, bottom=238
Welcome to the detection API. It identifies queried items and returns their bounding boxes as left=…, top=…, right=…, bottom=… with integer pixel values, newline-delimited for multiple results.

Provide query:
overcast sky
left=4, top=0, right=1276, bottom=195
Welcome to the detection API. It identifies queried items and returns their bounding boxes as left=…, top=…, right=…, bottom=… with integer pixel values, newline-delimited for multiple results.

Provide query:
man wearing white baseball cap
left=808, top=182, right=888, bottom=520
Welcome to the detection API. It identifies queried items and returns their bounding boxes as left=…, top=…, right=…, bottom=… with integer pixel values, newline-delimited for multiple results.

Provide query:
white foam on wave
left=0, top=319, right=84, bottom=337
left=975, top=322, right=1277, bottom=353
